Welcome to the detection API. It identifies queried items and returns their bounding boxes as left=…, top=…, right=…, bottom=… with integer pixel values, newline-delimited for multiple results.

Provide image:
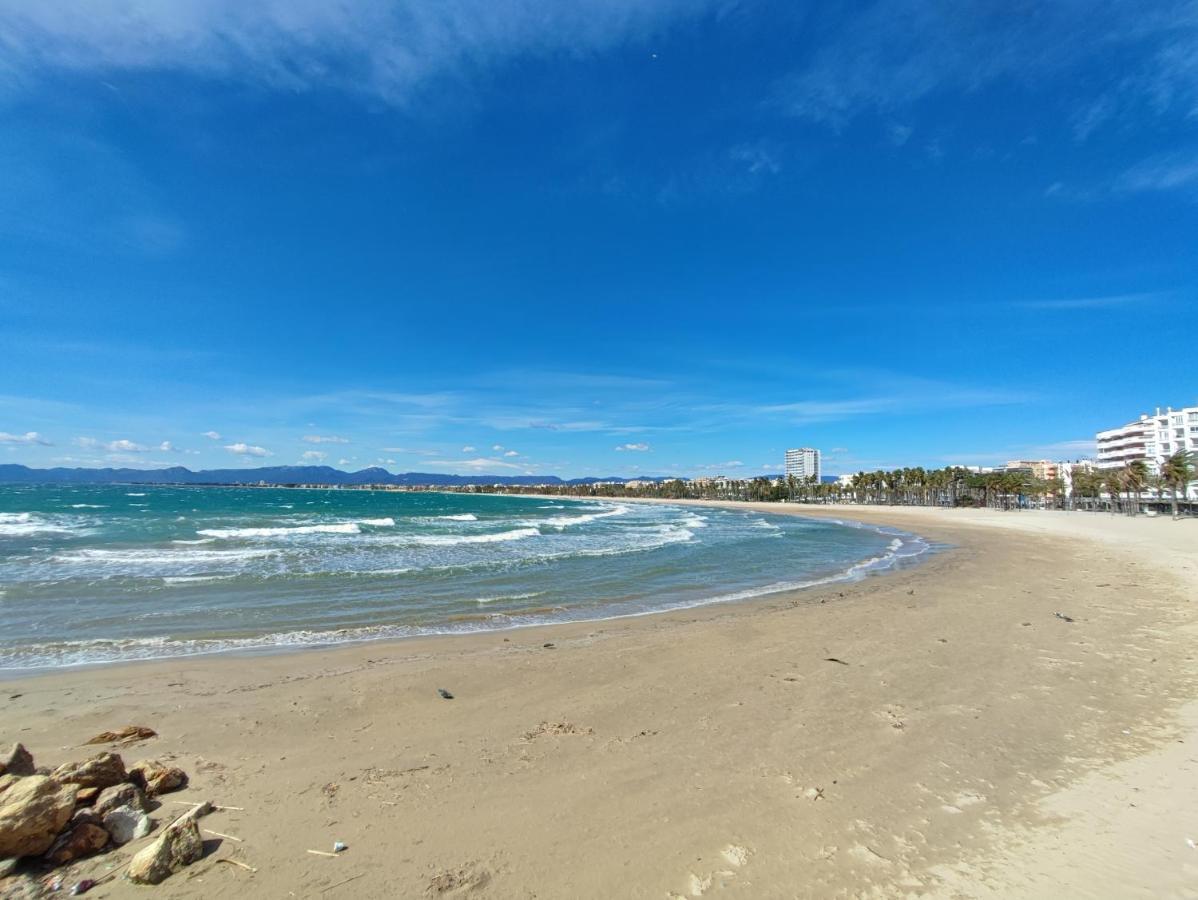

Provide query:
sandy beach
left=3, top=503, right=1197, bottom=898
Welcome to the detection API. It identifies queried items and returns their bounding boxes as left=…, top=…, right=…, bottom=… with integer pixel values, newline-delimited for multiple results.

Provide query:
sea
left=0, top=485, right=929, bottom=670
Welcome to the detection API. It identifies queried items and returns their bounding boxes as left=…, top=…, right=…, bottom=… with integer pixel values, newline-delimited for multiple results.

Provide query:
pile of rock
left=0, top=741, right=190, bottom=883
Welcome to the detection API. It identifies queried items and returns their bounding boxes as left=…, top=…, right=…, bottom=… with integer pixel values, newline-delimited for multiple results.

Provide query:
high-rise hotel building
left=1096, top=404, right=1198, bottom=473
left=784, top=447, right=821, bottom=482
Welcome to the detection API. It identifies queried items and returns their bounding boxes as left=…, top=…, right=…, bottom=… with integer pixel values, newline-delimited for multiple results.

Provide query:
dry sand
left=3, top=503, right=1197, bottom=898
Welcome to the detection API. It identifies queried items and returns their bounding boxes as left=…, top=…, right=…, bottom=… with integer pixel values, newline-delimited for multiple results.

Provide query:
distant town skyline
left=2, top=3, right=1196, bottom=478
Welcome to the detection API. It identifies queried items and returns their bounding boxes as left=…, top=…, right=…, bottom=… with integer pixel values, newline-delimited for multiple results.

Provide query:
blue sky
left=1, top=0, right=1196, bottom=478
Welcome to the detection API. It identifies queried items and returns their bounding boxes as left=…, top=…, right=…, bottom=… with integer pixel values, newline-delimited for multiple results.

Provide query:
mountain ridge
left=0, top=463, right=672, bottom=487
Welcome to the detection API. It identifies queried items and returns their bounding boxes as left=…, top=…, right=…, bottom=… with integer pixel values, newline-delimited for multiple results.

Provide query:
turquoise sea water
left=0, top=486, right=928, bottom=669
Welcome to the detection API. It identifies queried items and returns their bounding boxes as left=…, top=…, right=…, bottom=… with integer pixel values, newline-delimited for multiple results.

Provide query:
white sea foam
left=358, top=517, right=396, bottom=526
left=0, top=513, right=79, bottom=536
left=522, top=504, right=630, bottom=529
left=437, top=513, right=478, bottom=521
left=474, top=591, right=544, bottom=604
left=126, top=493, right=146, bottom=497
left=53, top=547, right=278, bottom=565
left=198, top=523, right=361, bottom=538
left=69, top=504, right=106, bottom=509
left=411, top=527, right=540, bottom=546
left=162, top=574, right=238, bottom=585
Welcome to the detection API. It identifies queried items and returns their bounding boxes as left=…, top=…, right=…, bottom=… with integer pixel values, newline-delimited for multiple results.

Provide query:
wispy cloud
left=0, top=430, right=51, bottom=445
left=772, top=1, right=1198, bottom=137
left=421, top=456, right=529, bottom=472
left=224, top=442, right=271, bottom=458
left=615, top=442, right=650, bottom=451
left=202, top=430, right=222, bottom=440
left=1016, top=291, right=1167, bottom=310
left=301, top=450, right=327, bottom=462
left=0, top=1, right=713, bottom=105
left=303, top=434, right=349, bottom=444
left=1114, top=152, right=1198, bottom=194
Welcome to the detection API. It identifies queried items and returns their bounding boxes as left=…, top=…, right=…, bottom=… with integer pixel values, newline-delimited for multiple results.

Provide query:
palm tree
left=1160, top=450, right=1196, bottom=519
left=1121, top=459, right=1150, bottom=516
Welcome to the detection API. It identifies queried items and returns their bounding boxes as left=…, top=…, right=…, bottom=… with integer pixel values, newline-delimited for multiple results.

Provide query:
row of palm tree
left=464, top=451, right=1196, bottom=518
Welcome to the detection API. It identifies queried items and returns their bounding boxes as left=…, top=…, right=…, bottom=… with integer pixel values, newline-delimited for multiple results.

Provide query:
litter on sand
left=438, top=688, right=454, bottom=700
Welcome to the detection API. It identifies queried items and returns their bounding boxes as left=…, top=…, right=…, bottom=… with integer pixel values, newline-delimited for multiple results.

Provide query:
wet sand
left=2, top=504, right=1196, bottom=898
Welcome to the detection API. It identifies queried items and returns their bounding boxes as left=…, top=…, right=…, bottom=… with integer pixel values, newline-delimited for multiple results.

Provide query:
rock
left=0, top=856, right=19, bottom=878
left=0, top=775, right=78, bottom=858
left=84, top=726, right=156, bottom=746
left=0, top=872, right=44, bottom=899
left=0, top=774, right=19, bottom=797
left=101, top=805, right=152, bottom=845
left=50, top=753, right=126, bottom=790
left=128, top=760, right=187, bottom=797
left=93, top=783, right=147, bottom=817
left=43, top=822, right=109, bottom=865
left=0, top=745, right=35, bottom=778
left=70, top=808, right=103, bottom=829
left=74, top=787, right=100, bottom=806
left=127, top=812, right=205, bottom=884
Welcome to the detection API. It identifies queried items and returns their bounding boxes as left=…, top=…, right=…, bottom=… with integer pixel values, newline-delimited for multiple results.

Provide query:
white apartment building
left=784, top=447, right=821, bottom=482
left=1096, top=404, right=1198, bottom=473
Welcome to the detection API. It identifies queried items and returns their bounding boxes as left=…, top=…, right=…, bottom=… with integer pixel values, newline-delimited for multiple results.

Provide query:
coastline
left=2, top=504, right=1196, bottom=897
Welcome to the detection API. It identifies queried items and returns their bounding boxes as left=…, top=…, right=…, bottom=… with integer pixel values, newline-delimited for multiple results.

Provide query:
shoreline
left=0, top=499, right=934, bottom=677
left=2, top=503, right=1196, bottom=897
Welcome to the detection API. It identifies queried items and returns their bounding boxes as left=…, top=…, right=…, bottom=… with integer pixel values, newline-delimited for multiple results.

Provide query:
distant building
left=1003, top=459, right=1062, bottom=481
left=1097, top=404, right=1198, bottom=473
left=784, top=448, right=821, bottom=482
left=836, top=473, right=854, bottom=488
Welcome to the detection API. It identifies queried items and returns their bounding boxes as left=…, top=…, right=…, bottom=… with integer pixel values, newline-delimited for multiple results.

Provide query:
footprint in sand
left=675, top=844, right=752, bottom=897
left=940, top=791, right=987, bottom=814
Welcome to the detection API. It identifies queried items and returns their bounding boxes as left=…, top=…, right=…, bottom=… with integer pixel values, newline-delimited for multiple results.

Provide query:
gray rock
left=0, top=775, right=77, bottom=858
left=102, top=805, right=152, bottom=845
left=50, top=753, right=126, bottom=790
left=0, top=745, right=34, bottom=778
left=93, top=782, right=147, bottom=817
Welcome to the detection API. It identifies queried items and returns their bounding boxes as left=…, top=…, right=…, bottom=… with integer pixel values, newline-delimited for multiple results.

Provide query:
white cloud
left=695, top=460, right=744, bottom=471
left=0, top=431, right=51, bottom=445
left=615, top=442, right=650, bottom=452
left=202, top=430, right=222, bottom=440
left=503, top=449, right=519, bottom=457
left=491, top=444, right=504, bottom=451
left=302, top=450, right=327, bottom=462
left=158, top=440, right=180, bottom=452
left=461, top=445, right=476, bottom=453
left=75, top=436, right=149, bottom=453
left=303, top=434, right=349, bottom=444
left=0, top=1, right=713, bottom=105
left=422, top=456, right=528, bottom=471
left=337, top=458, right=350, bottom=466
left=224, top=442, right=271, bottom=458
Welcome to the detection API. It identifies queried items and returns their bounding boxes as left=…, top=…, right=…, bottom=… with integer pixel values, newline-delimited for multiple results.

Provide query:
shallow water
left=0, top=486, right=928, bottom=668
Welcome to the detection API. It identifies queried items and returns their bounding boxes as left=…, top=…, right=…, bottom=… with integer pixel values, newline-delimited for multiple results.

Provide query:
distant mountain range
left=0, top=464, right=672, bottom=487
